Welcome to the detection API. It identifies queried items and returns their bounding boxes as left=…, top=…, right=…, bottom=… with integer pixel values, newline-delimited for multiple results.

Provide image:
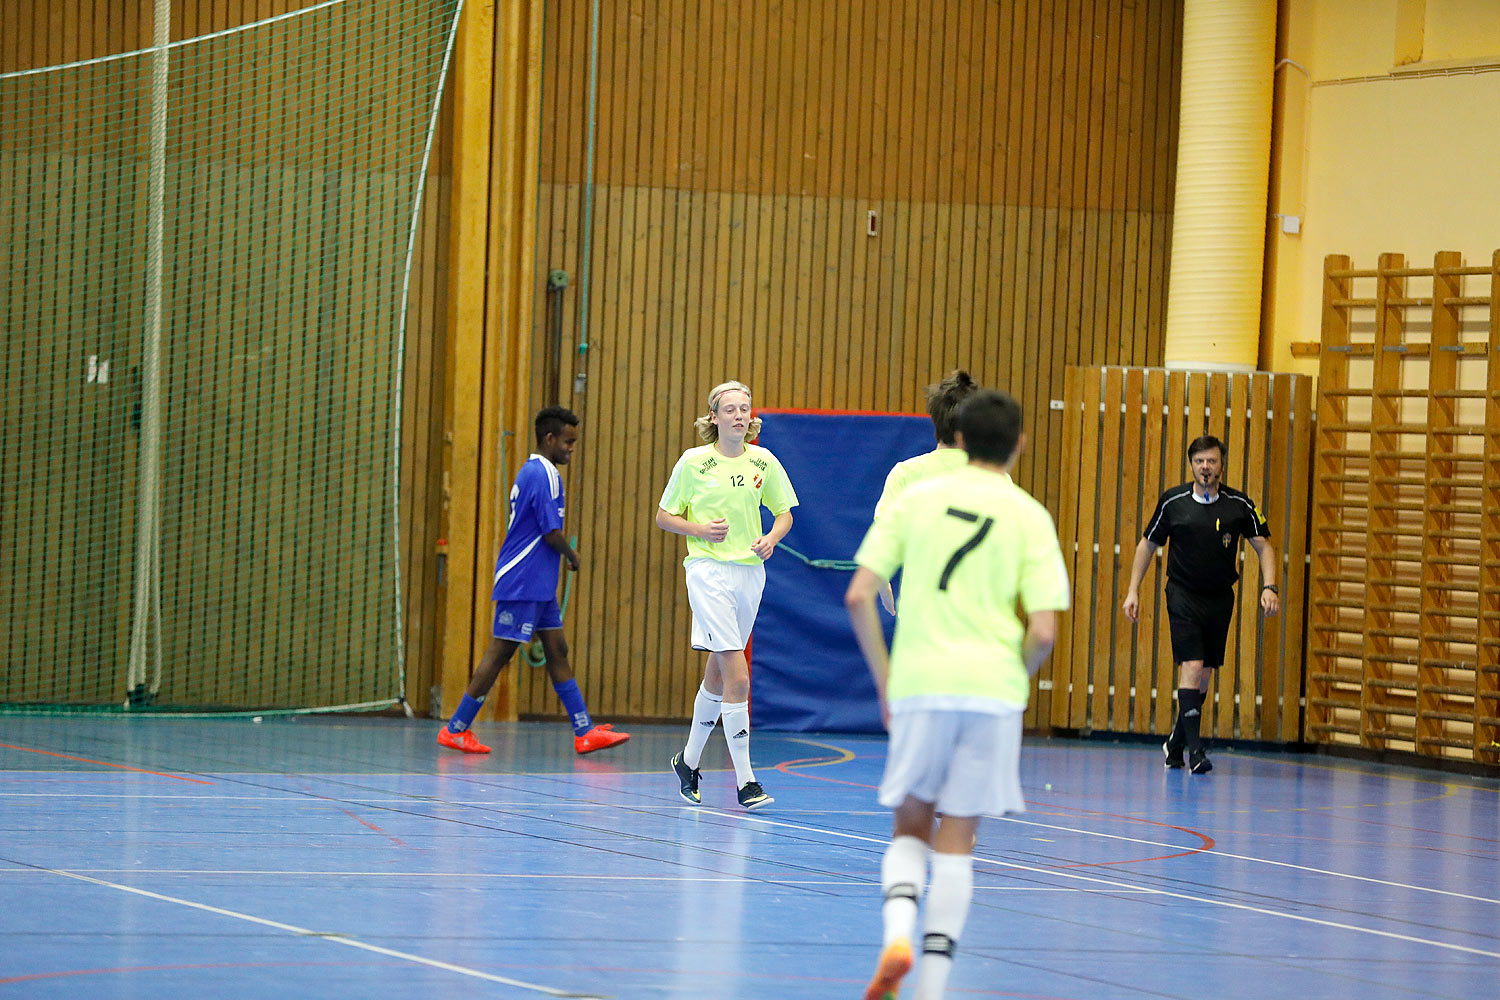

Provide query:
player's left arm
left=543, top=528, right=580, bottom=571
left=750, top=511, right=793, bottom=560
left=1021, top=611, right=1058, bottom=676
left=750, top=452, right=798, bottom=560
left=1247, top=535, right=1278, bottom=616
left=1019, top=506, right=1070, bottom=676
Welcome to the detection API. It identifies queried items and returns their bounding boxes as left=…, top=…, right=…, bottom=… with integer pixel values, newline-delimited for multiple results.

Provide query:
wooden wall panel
left=1052, top=367, right=1314, bottom=742
left=521, top=0, right=1183, bottom=723
left=538, top=0, right=1177, bottom=210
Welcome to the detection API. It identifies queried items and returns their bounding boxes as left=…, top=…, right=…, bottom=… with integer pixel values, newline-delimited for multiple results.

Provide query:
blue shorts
left=492, top=598, right=563, bottom=642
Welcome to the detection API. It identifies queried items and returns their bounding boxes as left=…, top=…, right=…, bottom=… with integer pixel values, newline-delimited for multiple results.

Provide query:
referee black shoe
left=671, top=751, right=701, bottom=804
left=1162, top=739, right=1184, bottom=769
left=1188, top=748, right=1213, bottom=774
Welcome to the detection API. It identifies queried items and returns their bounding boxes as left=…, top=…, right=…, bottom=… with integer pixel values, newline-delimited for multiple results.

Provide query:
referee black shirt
left=1142, top=483, right=1271, bottom=594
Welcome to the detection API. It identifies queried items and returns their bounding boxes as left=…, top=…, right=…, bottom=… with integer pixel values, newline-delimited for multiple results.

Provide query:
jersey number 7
left=940, top=507, right=994, bottom=590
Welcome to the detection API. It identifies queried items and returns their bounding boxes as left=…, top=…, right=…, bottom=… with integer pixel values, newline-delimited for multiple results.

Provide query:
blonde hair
left=694, top=380, right=762, bottom=443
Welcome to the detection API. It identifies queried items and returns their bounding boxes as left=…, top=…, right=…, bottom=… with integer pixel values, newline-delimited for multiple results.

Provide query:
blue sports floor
left=1, top=716, right=1497, bottom=998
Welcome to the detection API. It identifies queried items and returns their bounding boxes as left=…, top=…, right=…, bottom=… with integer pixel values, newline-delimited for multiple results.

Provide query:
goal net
left=0, top=0, right=463, bottom=712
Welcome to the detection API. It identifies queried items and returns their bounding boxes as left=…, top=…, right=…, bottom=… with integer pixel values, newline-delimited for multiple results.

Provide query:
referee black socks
left=1176, top=687, right=1206, bottom=752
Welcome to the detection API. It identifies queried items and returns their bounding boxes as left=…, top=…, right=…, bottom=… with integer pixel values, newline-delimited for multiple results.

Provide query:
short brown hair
left=925, top=370, right=980, bottom=445
left=1187, top=434, right=1226, bottom=461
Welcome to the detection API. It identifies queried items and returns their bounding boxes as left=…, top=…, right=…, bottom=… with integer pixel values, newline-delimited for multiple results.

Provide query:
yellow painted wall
left=1424, top=0, right=1500, bottom=61
left=1264, top=0, right=1500, bottom=373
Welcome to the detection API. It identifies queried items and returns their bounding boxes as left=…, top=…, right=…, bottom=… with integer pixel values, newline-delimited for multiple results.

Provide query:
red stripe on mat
left=0, top=742, right=213, bottom=784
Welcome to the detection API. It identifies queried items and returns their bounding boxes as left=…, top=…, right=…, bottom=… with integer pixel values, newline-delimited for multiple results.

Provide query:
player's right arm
left=871, top=464, right=908, bottom=614
left=1121, top=538, right=1160, bottom=622
left=844, top=567, right=893, bottom=726
left=848, top=500, right=907, bottom=726
left=655, top=452, right=728, bottom=542
left=655, top=507, right=728, bottom=542
left=1123, top=490, right=1171, bottom=621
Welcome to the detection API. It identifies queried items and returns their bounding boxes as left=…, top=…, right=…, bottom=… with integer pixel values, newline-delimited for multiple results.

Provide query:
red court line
left=0, top=742, right=213, bottom=785
left=0, top=962, right=379, bottom=985
left=341, top=809, right=410, bottom=848
left=776, top=754, right=1216, bottom=867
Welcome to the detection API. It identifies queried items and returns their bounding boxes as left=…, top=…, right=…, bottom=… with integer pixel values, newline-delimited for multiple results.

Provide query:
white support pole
left=127, top=0, right=171, bottom=704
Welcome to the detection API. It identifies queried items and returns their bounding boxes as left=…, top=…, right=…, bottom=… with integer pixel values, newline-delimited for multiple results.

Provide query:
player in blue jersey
left=438, top=406, right=630, bottom=755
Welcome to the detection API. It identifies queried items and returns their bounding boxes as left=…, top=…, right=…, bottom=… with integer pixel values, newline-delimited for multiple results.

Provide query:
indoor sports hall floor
left=1, top=716, right=1497, bottom=999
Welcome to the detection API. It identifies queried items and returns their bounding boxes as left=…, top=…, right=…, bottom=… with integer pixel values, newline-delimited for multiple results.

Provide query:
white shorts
left=878, top=708, right=1026, bottom=817
left=684, top=558, right=765, bottom=652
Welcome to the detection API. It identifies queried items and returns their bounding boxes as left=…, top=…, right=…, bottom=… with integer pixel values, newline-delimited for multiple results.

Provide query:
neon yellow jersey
left=854, top=465, right=1070, bottom=708
left=873, top=447, right=968, bottom=520
left=659, top=443, right=799, bottom=565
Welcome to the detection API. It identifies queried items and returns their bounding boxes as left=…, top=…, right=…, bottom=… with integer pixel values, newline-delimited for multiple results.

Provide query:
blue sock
left=447, top=694, right=485, bottom=733
left=553, top=679, right=592, bottom=736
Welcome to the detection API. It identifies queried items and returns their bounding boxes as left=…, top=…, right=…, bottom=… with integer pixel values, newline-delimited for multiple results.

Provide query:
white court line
left=9, top=786, right=1492, bottom=904
left=692, top=807, right=1500, bottom=960
left=0, top=792, right=887, bottom=817
left=12, top=795, right=1490, bottom=906
left=0, top=867, right=1141, bottom=890
left=996, top=815, right=1500, bottom=907
left=27, top=866, right=607, bottom=998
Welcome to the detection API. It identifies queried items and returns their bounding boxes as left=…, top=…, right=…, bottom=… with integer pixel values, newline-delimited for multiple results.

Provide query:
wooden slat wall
left=1307, top=252, right=1500, bottom=765
left=1051, top=366, right=1314, bottom=743
left=0, top=0, right=452, bottom=712
left=522, top=0, right=1183, bottom=723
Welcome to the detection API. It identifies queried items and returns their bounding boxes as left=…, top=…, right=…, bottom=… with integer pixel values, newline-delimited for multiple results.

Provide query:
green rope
left=775, top=542, right=859, bottom=572
left=518, top=540, right=853, bottom=668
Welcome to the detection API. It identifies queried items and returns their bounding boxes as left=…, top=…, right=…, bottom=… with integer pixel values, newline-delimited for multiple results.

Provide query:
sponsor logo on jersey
left=699, top=457, right=718, bottom=473
left=749, top=456, right=768, bottom=471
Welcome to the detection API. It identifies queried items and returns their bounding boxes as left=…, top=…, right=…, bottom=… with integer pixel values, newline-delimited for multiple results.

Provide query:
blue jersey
left=492, top=455, right=566, bottom=601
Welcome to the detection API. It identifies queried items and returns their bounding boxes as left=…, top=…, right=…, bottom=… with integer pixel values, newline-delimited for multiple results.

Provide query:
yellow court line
left=1241, top=751, right=1500, bottom=798
left=778, top=736, right=858, bottom=768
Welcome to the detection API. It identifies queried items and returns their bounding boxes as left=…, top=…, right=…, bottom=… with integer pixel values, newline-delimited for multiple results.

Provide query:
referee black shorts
left=1164, top=581, right=1236, bottom=668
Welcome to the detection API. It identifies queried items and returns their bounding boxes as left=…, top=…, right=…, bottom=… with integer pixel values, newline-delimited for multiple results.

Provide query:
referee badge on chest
left=1222, top=533, right=1232, bottom=548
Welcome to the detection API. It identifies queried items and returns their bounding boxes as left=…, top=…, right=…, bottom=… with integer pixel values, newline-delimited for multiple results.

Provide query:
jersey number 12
left=940, top=507, right=994, bottom=590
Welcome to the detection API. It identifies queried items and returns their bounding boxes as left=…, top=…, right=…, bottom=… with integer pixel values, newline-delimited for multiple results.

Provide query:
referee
left=1121, top=434, right=1279, bottom=774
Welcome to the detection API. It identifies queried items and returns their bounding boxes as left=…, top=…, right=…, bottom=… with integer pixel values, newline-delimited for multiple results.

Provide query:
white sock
left=880, top=835, right=929, bottom=948
left=915, top=852, right=974, bottom=1000
left=720, top=700, right=754, bottom=786
left=682, top=684, right=722, bottom=769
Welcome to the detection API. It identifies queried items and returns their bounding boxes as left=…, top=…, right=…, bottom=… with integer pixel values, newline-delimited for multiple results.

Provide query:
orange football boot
left=437, top=727, right=491, bottom=754
left=862, top=938, right=913, bottom=1000
left=574, top=723, right=630, bottom=754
